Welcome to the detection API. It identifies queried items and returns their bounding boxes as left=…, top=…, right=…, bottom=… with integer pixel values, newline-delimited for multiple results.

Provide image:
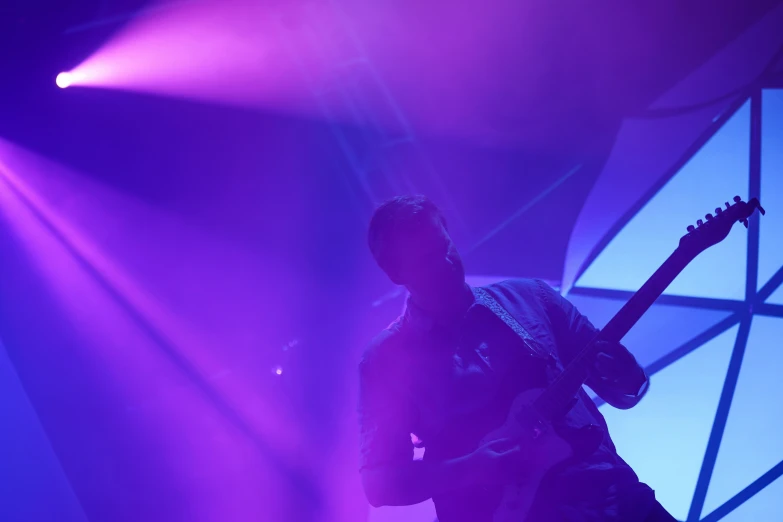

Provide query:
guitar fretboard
left=533, top=248, right=692, bottom=421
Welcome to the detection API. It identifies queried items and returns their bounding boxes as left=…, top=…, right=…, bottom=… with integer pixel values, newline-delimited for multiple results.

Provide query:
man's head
left=368, top=195, right=467, bottom=313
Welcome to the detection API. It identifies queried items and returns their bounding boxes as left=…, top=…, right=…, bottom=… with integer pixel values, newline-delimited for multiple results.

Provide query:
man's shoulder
left=480, top=277, right=549, bottom=299
left=479, top=278, right=563, bottom=317
left=359, top=318, right=406, bottom=374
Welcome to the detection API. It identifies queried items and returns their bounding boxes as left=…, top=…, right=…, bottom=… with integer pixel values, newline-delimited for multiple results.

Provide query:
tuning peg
left=734, top=195, right=742, bottom=203
left=715, top=207, right=723, bottom=214
left=697, top=219, right=704, bottom=226
left=687, top=225, right=695, bottom=232
left=725, top=201, right=731, bottom=209
left=705, top=213, right=713, bottom=220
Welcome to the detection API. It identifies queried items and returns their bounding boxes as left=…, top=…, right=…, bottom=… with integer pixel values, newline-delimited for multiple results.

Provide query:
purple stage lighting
left=56, top=72, right=73, bottom=88
left=61, top=0, right=323, bottom=111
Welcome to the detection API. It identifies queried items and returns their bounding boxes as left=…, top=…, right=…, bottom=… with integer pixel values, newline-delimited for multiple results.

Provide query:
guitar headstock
left=678, top=196, right=765, bottom=257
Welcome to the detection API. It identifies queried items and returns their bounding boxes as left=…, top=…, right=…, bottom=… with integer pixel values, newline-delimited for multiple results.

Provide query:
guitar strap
left=472, top=287, right=552, bottom=362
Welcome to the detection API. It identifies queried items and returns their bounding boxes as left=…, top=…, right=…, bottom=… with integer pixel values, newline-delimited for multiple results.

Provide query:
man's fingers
left=595, top=352, right=623, bottom=376
left=500, top=444, right=522, bottom=455
left=488, top=437, right=519, bottom=452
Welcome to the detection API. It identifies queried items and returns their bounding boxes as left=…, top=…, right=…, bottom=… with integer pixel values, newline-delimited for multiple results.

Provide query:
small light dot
left=56, top=72, right=73, bottom=88
left=275, top=367, right=283, bottom=375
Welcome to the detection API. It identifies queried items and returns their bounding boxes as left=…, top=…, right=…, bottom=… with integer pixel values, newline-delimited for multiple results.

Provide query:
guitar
left=427, top=196, right=765, bottom=522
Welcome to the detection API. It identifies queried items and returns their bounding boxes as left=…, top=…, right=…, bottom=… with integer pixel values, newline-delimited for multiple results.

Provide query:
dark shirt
left=358, top=278, right=657, bottom=522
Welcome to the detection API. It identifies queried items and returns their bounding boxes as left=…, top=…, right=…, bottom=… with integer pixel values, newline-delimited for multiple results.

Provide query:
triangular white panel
left=599, top=325, right=738, bottom=520
left=577, top=101, right=750, bottom=300
left=567, top=294, right=736, bottom=368
left=703, top=316, right=783, bottom=515
left=758, top=89, right=783, bottom=292
left=719, top=474, right=783, bottom=522
left=767, top=284, right=783, bottom=305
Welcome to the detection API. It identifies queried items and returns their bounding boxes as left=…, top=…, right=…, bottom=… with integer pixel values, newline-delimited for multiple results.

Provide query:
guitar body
left=478, top=387, right=573, bottom=522
left=424, top=353, right=603, bottom=522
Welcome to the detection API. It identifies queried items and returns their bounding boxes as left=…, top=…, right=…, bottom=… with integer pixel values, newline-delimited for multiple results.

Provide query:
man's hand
left=591, top=340, right=647, bottom=396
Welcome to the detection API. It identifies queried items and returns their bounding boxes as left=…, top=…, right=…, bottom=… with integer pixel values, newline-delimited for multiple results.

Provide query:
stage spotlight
left=56, top=72, right=73, bottom=89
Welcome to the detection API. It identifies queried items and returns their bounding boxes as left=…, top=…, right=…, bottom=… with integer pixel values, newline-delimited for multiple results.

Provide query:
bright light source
left=56, top=72, right=73, bottom=89
left=275, top=367, right=283, bottom=376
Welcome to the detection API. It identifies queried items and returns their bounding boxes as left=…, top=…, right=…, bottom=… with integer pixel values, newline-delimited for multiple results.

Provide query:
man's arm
left=536, top=280, right=649, bottom=409
left=357, top=346, right=474, bottom=507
